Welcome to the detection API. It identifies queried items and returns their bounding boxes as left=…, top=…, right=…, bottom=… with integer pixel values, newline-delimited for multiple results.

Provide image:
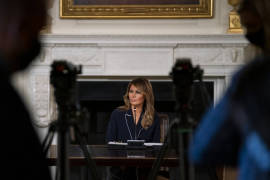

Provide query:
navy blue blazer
left=106, top=108, right=160, bottom=143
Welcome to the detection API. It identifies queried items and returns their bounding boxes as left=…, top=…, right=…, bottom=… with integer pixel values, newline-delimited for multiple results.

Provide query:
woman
left=106, top=77, right=160, bottom=143
left=106, top=78, right=160, bottom=180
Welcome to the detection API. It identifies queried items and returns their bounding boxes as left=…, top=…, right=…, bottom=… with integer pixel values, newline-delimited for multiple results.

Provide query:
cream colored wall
left=49, top=0, right=231, bottom=35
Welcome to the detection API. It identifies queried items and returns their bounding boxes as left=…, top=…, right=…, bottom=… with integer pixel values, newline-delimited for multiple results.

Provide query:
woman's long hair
left=118, top=78, right=155, bottom=129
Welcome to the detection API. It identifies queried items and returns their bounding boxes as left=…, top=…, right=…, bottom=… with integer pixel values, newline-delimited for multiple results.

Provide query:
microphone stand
left=134, top=107, right=137, bottom=140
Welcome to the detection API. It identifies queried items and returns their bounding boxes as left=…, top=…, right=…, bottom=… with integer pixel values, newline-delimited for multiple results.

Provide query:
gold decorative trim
left=60, top=0, right=213, bottom=19
left=228, top=11, right=243, bottom=34
left=227, top=0, right=243, bottom=34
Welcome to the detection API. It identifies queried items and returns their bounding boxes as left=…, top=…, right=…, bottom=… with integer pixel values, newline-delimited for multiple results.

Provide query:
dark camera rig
left=170, top=58, right=204, bottom=123
left=43, top=60, right=100, bottom=180
left=50, top=60, right=82, bottom=108
left=147, top=58, right=213, bottom=180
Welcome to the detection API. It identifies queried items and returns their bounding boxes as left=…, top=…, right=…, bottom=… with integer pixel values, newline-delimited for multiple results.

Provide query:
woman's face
left=128, top=84, right=145, bottom=109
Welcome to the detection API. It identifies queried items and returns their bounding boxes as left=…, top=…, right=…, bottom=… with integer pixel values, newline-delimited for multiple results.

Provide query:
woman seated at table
left=106, top=77, right=160, bottom=180
left=106, top=77, right=160, bottom=143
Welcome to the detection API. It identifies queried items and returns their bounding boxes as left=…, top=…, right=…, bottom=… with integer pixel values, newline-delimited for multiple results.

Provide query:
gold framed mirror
left=60, top=0, right=213, bottom=19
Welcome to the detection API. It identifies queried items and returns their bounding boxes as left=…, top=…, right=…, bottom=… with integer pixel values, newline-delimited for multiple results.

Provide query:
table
left=48, top=144, right=179, bottom=167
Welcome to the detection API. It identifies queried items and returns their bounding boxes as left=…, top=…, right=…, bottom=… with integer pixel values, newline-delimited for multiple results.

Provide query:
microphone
left=133, top=106, right=137, bottom=123
left=133, top=106, right=137, bottom=140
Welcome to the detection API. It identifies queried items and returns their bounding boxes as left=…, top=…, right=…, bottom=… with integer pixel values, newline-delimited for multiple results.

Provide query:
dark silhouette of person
left=189, top=0, right=270, bottom=179
left=0, top=0, right=52, bottom=180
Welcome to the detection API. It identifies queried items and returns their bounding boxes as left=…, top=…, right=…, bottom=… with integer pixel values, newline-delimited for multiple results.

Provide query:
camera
left=170, top=58, right=203, bottom=88
left=50, top=60, right=82, bottom=107
left=170, top=58, right=203, bottom=107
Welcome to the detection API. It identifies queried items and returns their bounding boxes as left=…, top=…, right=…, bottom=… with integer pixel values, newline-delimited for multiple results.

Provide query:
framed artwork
left=60, top=0, right=213, bottom=19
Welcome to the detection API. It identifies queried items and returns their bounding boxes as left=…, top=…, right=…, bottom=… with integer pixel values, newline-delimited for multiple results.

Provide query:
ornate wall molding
left=30, top=74, right=51, bottom=127
left=27, top=34, right=250, bottom=126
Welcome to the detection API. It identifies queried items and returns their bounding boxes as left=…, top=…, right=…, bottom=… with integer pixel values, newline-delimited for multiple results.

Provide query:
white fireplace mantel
left=18, top=34, right=251, bottom=127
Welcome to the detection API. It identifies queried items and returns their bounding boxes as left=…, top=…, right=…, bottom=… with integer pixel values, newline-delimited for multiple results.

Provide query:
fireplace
left=28, top=34, right=249, bottom=180
left=28, top=34, right=249, bottom=128
left=76, top=80, right=214, bottom=144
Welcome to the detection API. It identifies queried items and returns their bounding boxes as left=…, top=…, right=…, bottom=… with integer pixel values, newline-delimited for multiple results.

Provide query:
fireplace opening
left=77, top=80, right=214, bottom=144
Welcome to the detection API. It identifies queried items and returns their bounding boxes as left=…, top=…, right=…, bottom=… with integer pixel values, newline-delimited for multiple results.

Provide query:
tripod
left=147, top=58, right=215, bottom=180
left=42, top=60, right=100, bottom=180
